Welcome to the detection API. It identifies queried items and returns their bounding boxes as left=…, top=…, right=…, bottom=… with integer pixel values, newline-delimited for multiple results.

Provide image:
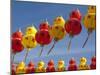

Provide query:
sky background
left=11, top=1, right=96, bottom=68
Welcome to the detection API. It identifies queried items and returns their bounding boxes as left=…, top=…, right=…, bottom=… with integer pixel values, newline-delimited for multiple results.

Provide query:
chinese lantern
left=65, top=18, right=82, bottom=51
left=82, top=13, right=96, bottom=48
left=11, top=29, right=24, bottom=63
left=70, top=8, right=82, bottom=21
left=22, top=34, right=37, bottom=62
left=35, top=21, right=52, bottom=56
left=22, top=26, right=37, bottom=62
left=47, top=16, right=66, bottom=55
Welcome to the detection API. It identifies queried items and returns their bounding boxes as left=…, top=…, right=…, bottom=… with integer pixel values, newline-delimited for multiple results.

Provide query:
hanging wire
left=82, top=31, right=91, bottom=48
left=12, top=53, right=16, bottom=63
left=39, top=45, right=44, bottom=56
left=47, top=40, right=56, bottom=55
left=67, top=36, right=73, bottom=51
left=24, top=49, right=29, bottom=62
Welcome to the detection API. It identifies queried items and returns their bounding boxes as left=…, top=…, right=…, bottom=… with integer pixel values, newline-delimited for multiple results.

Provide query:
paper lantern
left=82, top=13, right=96, bottom=48
left=65, top=18, right=82, bottom=51
left=57, top=59, right=65, bottom=72
left=70, top=8, right=82, bottom=21
left=68, top=58, right=77, bottom=71
left=46, top=59, right=55, bottom=72
left=78, top=57, right=89, bottom=70
left=53, top=16, right=65, bottom=27
left=25, top=26, right=37, bottom=35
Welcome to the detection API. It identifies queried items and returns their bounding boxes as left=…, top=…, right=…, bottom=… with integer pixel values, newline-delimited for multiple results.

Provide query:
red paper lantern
left=65, top=18, right=82, bottom=36
left=35, top=30, right=52, bottom=45
left=12, top=30, right=23, bottom=53
left=28, top=61, right=35, bottom=67
left=35, top=21, right=52, bottom=56
left=69, top=58, right=76, bottom=64
left=65, top=18, right=82, bottom=51
left=11, top=30, right=24, bottom=63
left=70, top=8, right=82, bottom=21
left=91, top=56, right=96, bottom=63
left=68, top=58, right=77, bottom=71
left=90, top=56, right=96, bottom=69
left=46, top=60, right=55, bottom=72
left=12, top=38, right=24, bottom=54
left=11, top=64, right=16, bottom=75
left=12, top=30, right=23, bottom=39
left=26, top=61, right=35, bottom=73
left=39, top=21, right=49, bottom=30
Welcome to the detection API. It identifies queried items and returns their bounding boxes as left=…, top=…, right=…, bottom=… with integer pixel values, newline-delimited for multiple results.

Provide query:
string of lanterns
left=11, top=6, right=96, bottom=74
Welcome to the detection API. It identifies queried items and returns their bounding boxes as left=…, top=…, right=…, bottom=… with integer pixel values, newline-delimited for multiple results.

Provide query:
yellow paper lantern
left=47, top=25, right=66, bottom=55
left=37, top=61, right=45, bottom=68
left=83, top=13, right=96, bottom=31
left=88, top=6, right=96, bottom=13
left=35, top=61, right=46, bottom=72
left=25, top=26, right=37, bottom=35
left=82, top=13, right=96, bottom=48
left=22, top=34, right=37, bottom=51
left=80, top=57, right=87, bottom=65
left=22, top=34, right=37, bottom=62
left=16, top=61, right=26, bottom=74
left=78, top=57, right=89, bottom=70
left=49, top=25, right=66, bottom=41
left=22, top=25, right=37, bottom=62
left=53, top=16, right=65, bottom=27
left=57, top=59, right=65, bottom=71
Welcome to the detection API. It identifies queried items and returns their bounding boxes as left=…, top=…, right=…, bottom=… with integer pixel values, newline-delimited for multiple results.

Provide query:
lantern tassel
left=82, top=32, right=91, bottom=48
left=39, top=46, right=44, bottom=56
left=24, top=50, right=29, bottom=62
left=47, top=40, right=56, bottom=55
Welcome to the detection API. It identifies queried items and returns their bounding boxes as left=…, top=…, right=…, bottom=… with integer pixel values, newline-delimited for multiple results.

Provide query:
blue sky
left=12, top=1, right=96, bottom=67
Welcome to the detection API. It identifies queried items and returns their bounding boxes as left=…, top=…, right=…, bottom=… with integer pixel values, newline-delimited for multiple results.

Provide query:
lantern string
left=12, top=53, right=16, bottom=63
left=24, top=49, right=29, bottom=62
left=47, top=40, right=56, bottom=55
left=82, top=32, right=91, bottom=48
left=67, top=37, right=72, bottom=51
left=39, top=46, right=44, bottom=56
